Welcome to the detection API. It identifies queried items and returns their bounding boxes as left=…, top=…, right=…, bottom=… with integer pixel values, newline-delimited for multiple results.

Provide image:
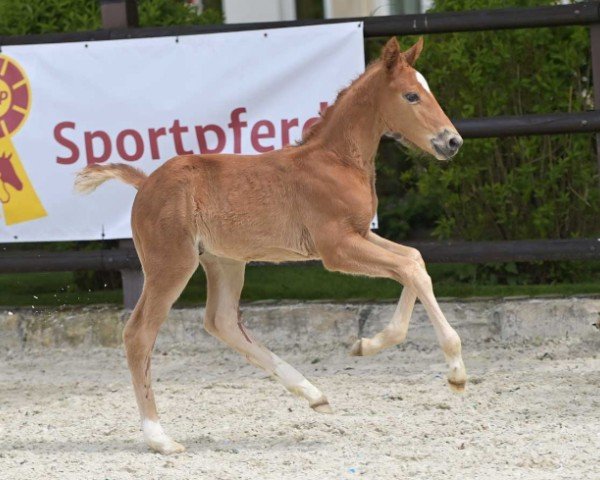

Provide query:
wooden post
left=99, top=1, right=140, bottom=308
left=118, top=239, right=143, bottom=309
left=99, top=0, right=139, bottom=29
left=590, top=23, right=600, bottom=184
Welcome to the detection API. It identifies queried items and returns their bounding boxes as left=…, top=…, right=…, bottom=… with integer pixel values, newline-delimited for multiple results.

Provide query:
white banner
left=0, top=22, right=364, bottom=242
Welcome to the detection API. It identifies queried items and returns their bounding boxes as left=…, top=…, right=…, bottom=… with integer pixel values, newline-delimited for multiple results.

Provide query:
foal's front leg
left=319, top=233, right=467, bottom=391
left=350, top=285, right=416, bottom=356
left=350, top=232, right=421, bottom=356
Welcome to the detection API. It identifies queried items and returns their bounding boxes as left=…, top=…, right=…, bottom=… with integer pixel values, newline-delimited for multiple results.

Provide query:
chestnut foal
left=76, top=37, right=466, bottom=454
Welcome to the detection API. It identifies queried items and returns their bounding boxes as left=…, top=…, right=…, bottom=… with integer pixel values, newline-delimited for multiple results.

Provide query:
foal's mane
left=299, top=60, right=383, bottom=145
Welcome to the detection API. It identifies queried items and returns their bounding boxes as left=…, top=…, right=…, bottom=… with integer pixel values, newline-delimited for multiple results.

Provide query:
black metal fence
left=2, top=238, right=599, bottom=272
left=1, top=1, right=600, bottom=307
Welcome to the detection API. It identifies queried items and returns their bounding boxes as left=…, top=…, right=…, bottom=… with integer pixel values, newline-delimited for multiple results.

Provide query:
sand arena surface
left=1, top=334, right=599, bottom=479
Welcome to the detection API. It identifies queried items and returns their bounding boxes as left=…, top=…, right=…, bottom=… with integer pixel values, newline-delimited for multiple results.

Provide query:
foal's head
left=379, top=37, right=462, bottom=160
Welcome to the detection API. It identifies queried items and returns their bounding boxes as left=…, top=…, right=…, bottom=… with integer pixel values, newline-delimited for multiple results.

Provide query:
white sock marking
left=142, top=419, right=167, bottom=441
left=142, top=419, right=183, bottom=453
left=272, top=355, right=323, bottom=403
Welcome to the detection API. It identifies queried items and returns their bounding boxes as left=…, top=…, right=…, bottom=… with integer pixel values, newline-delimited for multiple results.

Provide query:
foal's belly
left=196, top=215, right=318, bottom=263
left=202, top=243, right=320, bottom=263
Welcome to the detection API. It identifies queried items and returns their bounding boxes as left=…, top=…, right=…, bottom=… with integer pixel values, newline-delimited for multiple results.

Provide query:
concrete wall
left=1, top=297, right=599, bottom=352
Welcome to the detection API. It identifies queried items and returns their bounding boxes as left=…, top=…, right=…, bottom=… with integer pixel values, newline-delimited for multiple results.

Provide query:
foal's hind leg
left=351, top=232, right=421, bottom=356
left=200, top=254, right=331, bottom=412
left=123, top=240, right=198, bottom=454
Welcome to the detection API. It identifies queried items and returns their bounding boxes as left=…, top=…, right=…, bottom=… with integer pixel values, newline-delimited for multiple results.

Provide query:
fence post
left=118, top=239, right=143, bottom=309
left=590, top=23, right=600, bottom=183
left=99, top=0, right=139, bottom=29
left=99, top=1, right=140, bottom=309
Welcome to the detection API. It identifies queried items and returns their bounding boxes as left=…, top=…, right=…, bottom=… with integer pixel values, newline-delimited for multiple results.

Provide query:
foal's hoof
left=350, top=338, right=364, bottom=356
left=147, top=438, right=186, bottom=455
left=447, top=360, right=467, bottom=394
left=448, top=378, right=466, bottom=393
left=310, top=397, right=333, bottom=414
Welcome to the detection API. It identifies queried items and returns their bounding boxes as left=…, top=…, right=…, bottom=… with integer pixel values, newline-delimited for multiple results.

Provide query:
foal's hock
left=75, top=37, right=466, bottom=455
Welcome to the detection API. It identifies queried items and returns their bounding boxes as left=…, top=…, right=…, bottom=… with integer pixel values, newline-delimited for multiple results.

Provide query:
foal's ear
left=382, top=37, right=401, bottom=73
left=403, top=37, right=424, bottom=66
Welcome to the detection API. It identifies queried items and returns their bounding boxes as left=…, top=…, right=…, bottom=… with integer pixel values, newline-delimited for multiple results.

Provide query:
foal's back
left=132, top=149, right=313, bottom=261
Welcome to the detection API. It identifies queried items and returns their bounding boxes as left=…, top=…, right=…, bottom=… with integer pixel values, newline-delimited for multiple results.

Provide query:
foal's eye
left=404, top=92, right=420, bottom=103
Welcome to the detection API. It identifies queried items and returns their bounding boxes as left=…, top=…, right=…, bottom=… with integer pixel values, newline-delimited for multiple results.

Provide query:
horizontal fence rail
left=453, top=111, right=600, bottom=138
left=1, top=3, right=598, bottom=45
left=361, top=2, right=600, bottom=36
left=2, top=239, right=599, bottom=274
left=0, top=248, right=140, bottom=273
left=379, top=112, right=600, bottom=140
left=405, top=239, right=600, bottom=264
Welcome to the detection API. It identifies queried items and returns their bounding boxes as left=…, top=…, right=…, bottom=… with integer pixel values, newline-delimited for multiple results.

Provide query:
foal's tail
left=74, top=163, right=148, bottom=194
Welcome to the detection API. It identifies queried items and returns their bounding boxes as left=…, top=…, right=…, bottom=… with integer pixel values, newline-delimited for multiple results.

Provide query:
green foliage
left=371, top=0, right=600, bottom=283
left=0, top=0, right=100, bottom=35
left=138, top=0, right=222, bottom=27
left=418, top=0, right=598, bottom=241
left=0, top=0, right=222, bottom=35
left=376, top=141, right=444, bottom=239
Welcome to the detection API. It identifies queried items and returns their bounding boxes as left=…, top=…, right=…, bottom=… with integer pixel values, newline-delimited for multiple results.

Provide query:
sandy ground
left=1, top=335, right=599, bottom=480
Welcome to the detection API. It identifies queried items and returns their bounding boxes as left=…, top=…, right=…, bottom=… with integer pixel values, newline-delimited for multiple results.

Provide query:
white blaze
left=415, top=71, right=431, bottom=93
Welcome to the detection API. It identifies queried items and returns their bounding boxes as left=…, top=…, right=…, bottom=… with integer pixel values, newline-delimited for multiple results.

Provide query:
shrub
left=420, top=0, right=597, bottom=240
left=0, top=0, right=222, bottom=35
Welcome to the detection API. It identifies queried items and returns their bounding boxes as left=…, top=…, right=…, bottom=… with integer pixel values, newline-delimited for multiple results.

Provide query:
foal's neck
left=316, top=65, right=386, bottom=171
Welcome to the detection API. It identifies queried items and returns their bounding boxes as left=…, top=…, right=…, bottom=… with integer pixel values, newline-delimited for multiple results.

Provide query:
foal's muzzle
left=431, top=129, right=463, bottom=159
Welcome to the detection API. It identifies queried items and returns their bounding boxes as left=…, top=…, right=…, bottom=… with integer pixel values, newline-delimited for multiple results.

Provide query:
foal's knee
left=405, top=247, right=425, bottom=269
left=396, top=259, right=430, bottom=290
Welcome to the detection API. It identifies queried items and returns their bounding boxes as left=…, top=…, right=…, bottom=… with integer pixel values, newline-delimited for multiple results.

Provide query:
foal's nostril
left=432, top=131, right=463, bottom=159
left=448, top=136, right=463, bottom=151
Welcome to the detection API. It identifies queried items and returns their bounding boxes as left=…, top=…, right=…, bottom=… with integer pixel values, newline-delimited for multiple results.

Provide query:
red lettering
left=116, top=129, right=144, bottom=161
left=228, top=107, right=248, bottom=154
left=54, top=109, right=326, bottom=166
left=148, top=127, right=166, bottom=160
left=281, top=118, right=299, bottom=147
left=195, top=124, right=226, bottom=154
left=84, top=130, right=111, bottom=165
left=168, top=120, right=193, bottom=155
left=251, top=120, right=276, bottom=153
left=54, top=122, right=79, bottom=164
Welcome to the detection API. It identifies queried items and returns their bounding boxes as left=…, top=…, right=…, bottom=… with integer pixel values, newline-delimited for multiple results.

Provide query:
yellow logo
left=0, top=54, right=46, bottom=225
